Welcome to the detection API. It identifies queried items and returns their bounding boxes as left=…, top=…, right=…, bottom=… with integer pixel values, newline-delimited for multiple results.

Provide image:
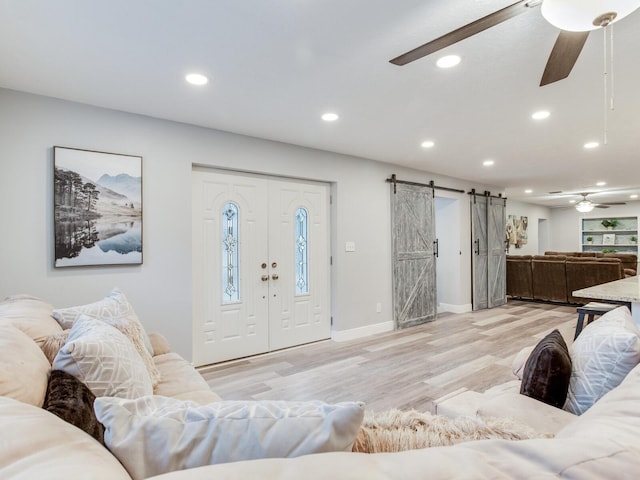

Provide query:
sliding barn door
left=487, top=197, right=507, bottom=308
left=471, top=195, right=488, bottom=311
left=391, top=183, right=437, bottom=328
left=471, top=193, right=506, bottom=311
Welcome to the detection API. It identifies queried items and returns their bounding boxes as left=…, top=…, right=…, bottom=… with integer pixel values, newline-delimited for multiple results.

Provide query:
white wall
left=550, top=203, right=640, bottom=252
left=0, top=88, right=501, bottom=360
left=435, top=193, right=470, bottom=312
left=505, top=200, right=552, bottom=255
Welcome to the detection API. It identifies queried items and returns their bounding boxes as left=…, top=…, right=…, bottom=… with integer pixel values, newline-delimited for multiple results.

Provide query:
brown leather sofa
left=507, top=254, right=626, bottom=304
left=531, top=255, right=569, bottom=302
left=544, top=251, right=637, bottom=276
left=506, top=255, right=533, bottom=299
left=565, top=257, right=624, bottom=303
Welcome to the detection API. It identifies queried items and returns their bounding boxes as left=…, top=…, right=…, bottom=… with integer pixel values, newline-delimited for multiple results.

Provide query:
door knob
left=271, top=274, right=279, bottom=280
left=261, top=275, right=269, bottom=281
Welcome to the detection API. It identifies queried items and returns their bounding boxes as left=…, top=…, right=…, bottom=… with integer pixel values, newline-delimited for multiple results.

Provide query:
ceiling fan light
left=576, top=200, right=595, bottom=212
left=541, top=0, right=640, bottom=32
left=436, top=55, right=461, bottom=69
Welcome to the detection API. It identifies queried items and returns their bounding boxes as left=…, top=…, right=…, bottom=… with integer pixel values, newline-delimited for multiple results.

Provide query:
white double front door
left=192, top=168, right=330, bottom=366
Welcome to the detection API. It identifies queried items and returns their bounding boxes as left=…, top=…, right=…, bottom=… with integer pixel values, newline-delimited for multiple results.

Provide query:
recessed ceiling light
left=483, top=160, right=494, bottom=167
left=321, top=113, right=339, bottom=122
left=421, top=140, right=435, bottom=148
left=596, top=181, right=606, bottom=187
left=524, top=189, right=533, bottom=193
left=436, top=55, right=461, bottom=69
left=531, top=110, right=550, bottom=120
left=185, top=73, right=208, bottom=86
left=584, top=141, right=599, bottom=149
left=569, top=200, right=576, bottom=204
left=631, top=194, right=639, bottom=199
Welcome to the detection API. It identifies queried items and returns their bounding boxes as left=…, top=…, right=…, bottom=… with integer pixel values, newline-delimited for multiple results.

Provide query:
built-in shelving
left=581, top=216, right=638, bottom=254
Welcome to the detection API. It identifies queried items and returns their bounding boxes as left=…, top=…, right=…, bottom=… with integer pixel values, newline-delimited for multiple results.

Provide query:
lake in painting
left=55, top=219, right=142, bottom=266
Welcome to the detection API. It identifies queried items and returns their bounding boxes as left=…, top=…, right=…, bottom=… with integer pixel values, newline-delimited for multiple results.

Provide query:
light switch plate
left=345, top=241, right=356, bottom=252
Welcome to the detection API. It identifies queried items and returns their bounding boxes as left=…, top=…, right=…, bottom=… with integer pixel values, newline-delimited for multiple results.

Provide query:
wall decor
left=53, top=146, right=142, bottom=267
left=602, top=233, right=616, bottom=246
left=506, top=215, right=528, bottom=249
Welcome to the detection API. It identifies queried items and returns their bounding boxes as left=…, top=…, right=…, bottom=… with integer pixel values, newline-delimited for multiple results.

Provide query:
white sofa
left=2, top=293, right=640, bottom=479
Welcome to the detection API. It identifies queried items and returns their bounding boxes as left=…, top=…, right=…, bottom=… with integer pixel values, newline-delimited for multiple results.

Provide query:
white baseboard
left=332, top=306, right=470, bottom=342
left=438, top=303, right=472, bottom=314
left=332, top=321, right=394, bottom=342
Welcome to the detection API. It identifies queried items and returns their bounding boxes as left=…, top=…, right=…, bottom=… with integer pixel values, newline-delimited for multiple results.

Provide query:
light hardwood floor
left=198, top=300, right=578, bottom=412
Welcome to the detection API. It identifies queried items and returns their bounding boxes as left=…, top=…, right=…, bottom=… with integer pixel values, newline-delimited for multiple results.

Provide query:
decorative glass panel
left=222, top=202, right=240, bottom=303
left=295, top=207, right=309, bottom=295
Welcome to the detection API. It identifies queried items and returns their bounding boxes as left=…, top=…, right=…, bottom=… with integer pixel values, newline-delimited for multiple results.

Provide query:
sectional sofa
left=2, top=291, right=640, bottom=479
left=507, top=252, right=637, bottom=304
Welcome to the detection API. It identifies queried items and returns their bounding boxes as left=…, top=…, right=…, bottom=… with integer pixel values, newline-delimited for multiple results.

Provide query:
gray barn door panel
left=471, top=193, right=506, bottom=311
left=488, top=197, right=507, bottom=308
left=471, top=195, right=488, bottom=311
left=391, top=183, right=437, bottom=328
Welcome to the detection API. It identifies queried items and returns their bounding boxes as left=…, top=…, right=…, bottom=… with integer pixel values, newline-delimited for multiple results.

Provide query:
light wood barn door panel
left=391, top=183, right=437, bottom=328
left=471, top=195, right=488, bottom=311
left=488, top=197, right=507, bottom=308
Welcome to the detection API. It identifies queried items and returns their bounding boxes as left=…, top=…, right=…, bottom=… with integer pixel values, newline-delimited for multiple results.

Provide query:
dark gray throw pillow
left=43, top=369, right=105, bottom=445
left=520, top=329, right=572, bottom=408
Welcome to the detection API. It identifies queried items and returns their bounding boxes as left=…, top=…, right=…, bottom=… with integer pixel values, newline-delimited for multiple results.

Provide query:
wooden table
left=573, top=275, right=640, bottom=327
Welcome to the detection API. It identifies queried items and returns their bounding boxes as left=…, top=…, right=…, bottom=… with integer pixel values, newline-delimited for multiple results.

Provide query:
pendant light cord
left=603, top=24, right=615, bottom=146
left=610, top=23, right=615, bottom=113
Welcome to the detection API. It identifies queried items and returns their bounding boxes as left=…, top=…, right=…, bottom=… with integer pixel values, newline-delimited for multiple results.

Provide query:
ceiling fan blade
left=595, top=205, right=610, bottom=209
left=390, top=0, right=531, bottom=66
left=600, top=202, right=627, bottom=206
left=539, top=30, right=589, bottom=86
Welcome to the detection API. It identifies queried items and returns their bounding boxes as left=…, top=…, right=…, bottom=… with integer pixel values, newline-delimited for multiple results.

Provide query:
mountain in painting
left=97, top=173, right=141, bottom=203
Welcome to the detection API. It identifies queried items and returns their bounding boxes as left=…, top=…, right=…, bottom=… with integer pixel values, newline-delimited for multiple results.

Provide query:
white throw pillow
left=564, top=306, right=640, bottom=415
left=53, top=315, right=153, bottom=399
left=94, top=395, right=365, bottom=480
left=51, top=288, right=160, bottom=386
left=0, top=324, right=51, bottom=406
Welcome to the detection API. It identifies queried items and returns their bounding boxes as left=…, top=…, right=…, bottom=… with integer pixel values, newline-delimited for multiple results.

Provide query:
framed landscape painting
left=53, top=146, right=143, bottom=267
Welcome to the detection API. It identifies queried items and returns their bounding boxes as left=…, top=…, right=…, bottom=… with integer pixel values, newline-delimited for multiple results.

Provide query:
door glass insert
left=295, top=207, right=309, bottom=295
left=222, top=202, right=240, bottom=303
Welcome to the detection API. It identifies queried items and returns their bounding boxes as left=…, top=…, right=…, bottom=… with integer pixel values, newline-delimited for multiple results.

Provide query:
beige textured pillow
left=40, top=330, right=71, bottom=364
left=53, top=316, right=153, bottom=399
left=0, top=324, right=51, bottom=406
left=51, top=288, right=160, bottom=386
left=94, top=396, right=365, bottom=480
left=0, top=294, right=62, bottom=344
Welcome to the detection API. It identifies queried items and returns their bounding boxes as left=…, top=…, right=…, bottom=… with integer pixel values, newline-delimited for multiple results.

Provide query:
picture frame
left=602, top=233, right=616, bottom=246
left=506, top=214, right=528, bottom=247
left=53, top=146, right=143, bottom=267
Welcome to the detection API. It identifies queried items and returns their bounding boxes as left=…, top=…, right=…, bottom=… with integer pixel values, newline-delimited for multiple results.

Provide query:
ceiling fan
left=389, top=0, right=640, bottom=86
left=574, top=192, right=626, bottom=212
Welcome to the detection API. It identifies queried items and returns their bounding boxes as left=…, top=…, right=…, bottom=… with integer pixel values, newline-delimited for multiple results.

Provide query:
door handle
left=434, top=239, right=439, bottom=258
left=261, top=275, right=269, bottom=282
left=271, top=274, right=279, bottom=280
left=474, top=238, right=480, bottom=255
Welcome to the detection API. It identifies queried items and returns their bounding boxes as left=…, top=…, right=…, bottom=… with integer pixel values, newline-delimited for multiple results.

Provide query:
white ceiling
left=1, top=0, right=639, bottom=207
